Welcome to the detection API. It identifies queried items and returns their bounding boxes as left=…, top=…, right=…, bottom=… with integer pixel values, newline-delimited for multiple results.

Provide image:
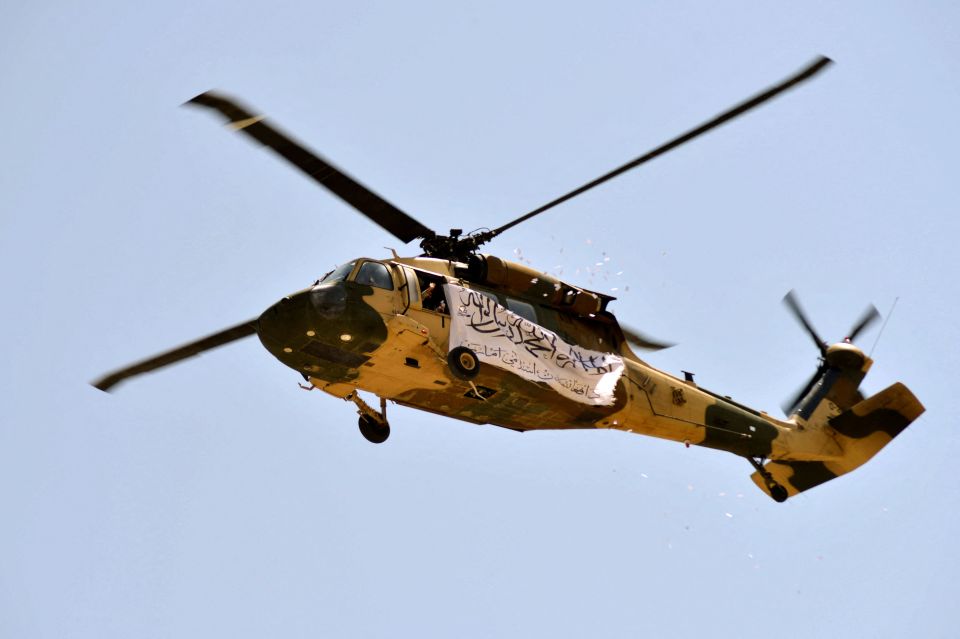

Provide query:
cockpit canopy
left=319, top=259, right=395, bottom=291
left=318, top=261, right=356, bottom=284
left=354, top=261, right=394, bottom=290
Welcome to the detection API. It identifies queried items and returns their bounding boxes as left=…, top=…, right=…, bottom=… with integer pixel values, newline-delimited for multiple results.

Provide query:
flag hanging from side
left=445, top=284, right=624, bottom=406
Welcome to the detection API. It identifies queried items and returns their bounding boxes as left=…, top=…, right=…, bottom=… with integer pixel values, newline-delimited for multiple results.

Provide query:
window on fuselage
left=416, top=271, right=448, bottom=314
left=505, top=297, right=537, bottom=324
left=401, top=266, right=420, bottom=306
left=354, top=261, right=394, bottom=290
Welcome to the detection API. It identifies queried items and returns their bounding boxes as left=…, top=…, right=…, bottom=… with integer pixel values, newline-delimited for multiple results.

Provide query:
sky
left=2, top=2, right=959, bottom=637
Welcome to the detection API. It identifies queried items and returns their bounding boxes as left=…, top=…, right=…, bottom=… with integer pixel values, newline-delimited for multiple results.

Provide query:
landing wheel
left=769, top=483, right=789, bottom=503
left=358, top=414, right=390, bottom=444
left=747, top=456, right=789, bottom=503
left=448, top=346, right=480, bottom=380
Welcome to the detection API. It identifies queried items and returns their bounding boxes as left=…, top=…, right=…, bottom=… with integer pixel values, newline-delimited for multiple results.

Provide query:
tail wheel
left=447, top=346, right=480, bottom=380
left=769, top=484, right=789, bottom=503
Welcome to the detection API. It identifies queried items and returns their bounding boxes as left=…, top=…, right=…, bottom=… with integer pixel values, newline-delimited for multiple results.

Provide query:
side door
left=400, top=266, right=451, bottom=350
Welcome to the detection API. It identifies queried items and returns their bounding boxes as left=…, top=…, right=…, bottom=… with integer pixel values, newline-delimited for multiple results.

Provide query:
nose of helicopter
left=256, top=288, right=315, bottom=362
left=256, top=282, right=384, bottom=378
left=258, top=284, right=348, bottom=351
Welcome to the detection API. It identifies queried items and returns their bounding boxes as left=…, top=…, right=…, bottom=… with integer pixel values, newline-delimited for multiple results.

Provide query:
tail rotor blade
left=847, top=305, right=881, bottom=342
left=92, top=319, right=259, bottom=392
left=783, top=290, right=827, bottom=356
left=782, top=364, right=825, bottom=416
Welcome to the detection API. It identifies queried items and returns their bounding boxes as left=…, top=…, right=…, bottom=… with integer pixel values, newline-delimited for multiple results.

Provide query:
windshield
left=319, top=261, right=356, bottom=284
left=355, top=261, right=394, bottom=290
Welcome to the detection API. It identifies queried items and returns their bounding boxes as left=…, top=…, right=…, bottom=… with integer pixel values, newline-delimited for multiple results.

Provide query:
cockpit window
left=355, top=261, right=394, bottom=290
left=320, top=261, right=357, bottom=284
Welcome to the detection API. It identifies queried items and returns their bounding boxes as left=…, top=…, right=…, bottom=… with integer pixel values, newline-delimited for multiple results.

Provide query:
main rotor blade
left=783, top=290, right=827, bottom=356
left=489, top=56, right=833, bottom=239
left=186, top=92, right=435, bottom=244
left=847, top=304, right=881, bottom=342
left=620, top=324, right=674, bottom=351
left=92, top=319, right=259, bottom=392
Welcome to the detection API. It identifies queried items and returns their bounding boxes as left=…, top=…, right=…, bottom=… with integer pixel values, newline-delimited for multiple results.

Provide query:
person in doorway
left=421, top=281, right=447, bottom=313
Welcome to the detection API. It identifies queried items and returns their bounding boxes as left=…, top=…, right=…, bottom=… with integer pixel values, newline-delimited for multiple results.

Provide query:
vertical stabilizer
left=752, top=382, right=924, bottom=499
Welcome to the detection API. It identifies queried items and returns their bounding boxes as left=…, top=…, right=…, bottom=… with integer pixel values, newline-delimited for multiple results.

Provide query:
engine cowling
left=464, top=254, right=603, bottom=315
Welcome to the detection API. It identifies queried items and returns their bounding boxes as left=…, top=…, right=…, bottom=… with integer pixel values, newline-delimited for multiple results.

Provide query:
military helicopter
left=93, top=56, right=924, bottom=502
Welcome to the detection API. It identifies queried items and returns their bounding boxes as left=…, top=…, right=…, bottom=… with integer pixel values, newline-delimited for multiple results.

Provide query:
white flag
left=445, top=284, right=624, bottom=406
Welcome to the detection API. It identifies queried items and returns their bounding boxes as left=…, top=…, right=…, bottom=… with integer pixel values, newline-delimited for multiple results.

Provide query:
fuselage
left=255, top=256, right=841, bottom=464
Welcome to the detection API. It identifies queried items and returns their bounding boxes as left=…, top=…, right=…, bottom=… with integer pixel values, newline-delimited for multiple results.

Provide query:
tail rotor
left=781, top=290, right=881, bottom=416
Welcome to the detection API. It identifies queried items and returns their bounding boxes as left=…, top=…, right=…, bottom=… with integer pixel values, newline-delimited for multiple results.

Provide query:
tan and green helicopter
left=93, top=56, right=923, bottom=502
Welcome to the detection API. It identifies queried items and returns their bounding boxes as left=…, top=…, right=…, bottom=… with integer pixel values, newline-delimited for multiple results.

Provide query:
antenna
left=869, top=296, right=899, bottom=358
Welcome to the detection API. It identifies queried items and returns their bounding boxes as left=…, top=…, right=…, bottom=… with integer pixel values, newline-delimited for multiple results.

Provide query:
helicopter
left=93, top=56, right=924, bottom=502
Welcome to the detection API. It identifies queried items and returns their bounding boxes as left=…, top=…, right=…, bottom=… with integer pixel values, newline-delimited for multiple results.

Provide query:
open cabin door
left=398, top=265, right=451, bottom=351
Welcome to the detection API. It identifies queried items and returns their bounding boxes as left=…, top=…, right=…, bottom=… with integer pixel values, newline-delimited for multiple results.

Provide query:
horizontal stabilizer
left=752, top=382, right=924, bottom=500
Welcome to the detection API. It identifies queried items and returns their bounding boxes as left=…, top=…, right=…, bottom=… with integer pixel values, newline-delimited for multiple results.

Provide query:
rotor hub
left=825, top=341, right=866, bottom=371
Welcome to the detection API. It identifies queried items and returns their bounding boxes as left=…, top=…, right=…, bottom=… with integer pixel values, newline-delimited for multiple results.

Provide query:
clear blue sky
left=3, top=2, right=958, bottom=637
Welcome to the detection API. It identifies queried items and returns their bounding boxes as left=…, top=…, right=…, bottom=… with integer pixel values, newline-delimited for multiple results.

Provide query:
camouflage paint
left=251, top=256, right=923, bottom=502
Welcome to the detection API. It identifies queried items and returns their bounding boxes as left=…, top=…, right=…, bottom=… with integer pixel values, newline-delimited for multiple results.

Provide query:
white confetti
left=640, top=473, right=648, bottom=479
left=725, top=512, right=734, bottom=518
